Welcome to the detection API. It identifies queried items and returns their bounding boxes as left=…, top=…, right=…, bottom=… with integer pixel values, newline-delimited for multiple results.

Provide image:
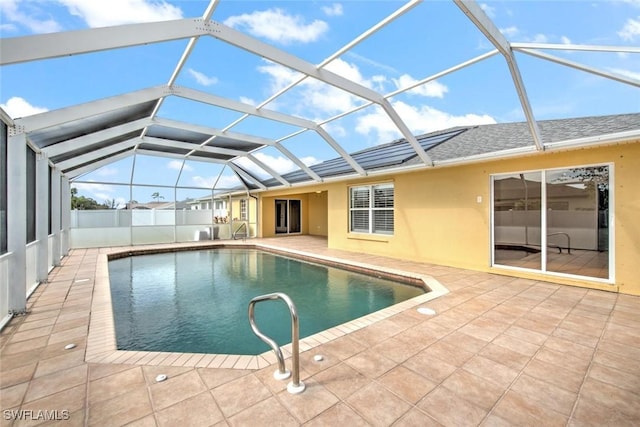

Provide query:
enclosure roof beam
left=517, top=48, right=640, bottom=88
left=244, top=154, right=290, bottom=187
left=42, top=117, right=151, bottom=157
left=57, top=138, right=139, bottom=171
left=14, top=86, right=166, bottom=131
left=66, top=151, right=134, bottom=180
left=227, top=163, right=268, bottom=190
left=315, top=127, right=366, bottom=176
left=154, top=117, right=277, bottom=147
left=0, top=19, right=208, bottom=66
left=141, top=136, right=247, bottom=157
left=272, top=142, right=322, bottom=182
left=170, top=85, right=317, bottom=130
left=454, top=0, right=544, bottom=151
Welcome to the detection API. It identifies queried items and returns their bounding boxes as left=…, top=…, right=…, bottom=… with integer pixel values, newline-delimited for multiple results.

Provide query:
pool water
left=108, top=248, right=425, bottom=355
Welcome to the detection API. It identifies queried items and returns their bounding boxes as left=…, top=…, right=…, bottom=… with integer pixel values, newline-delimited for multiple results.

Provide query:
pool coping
left=85, top=241, right=450, bottom=370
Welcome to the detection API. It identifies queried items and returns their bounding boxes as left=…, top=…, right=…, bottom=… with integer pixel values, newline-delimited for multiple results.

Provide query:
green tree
left=151, top=192, right=164, bottom=202
left=70, top=188, right=103, bottom=210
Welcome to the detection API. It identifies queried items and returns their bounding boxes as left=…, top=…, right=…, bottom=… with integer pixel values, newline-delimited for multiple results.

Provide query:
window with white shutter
left=349, top=183, right=394, bottom=235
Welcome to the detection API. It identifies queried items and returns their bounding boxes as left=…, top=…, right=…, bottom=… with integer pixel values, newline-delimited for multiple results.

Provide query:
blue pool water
left=108, top=248, right=425, bottom=355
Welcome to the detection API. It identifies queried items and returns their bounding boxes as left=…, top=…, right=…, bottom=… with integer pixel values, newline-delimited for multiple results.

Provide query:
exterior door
left=275, top=199, right=301, bottom=234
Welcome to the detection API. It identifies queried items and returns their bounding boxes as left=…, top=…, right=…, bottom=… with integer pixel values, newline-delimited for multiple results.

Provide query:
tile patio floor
left=1, top=236, right=639, bottom=426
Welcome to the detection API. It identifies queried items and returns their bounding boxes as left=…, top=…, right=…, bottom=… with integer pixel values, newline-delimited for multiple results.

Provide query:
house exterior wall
left=258, top=140, right=639, bottom=295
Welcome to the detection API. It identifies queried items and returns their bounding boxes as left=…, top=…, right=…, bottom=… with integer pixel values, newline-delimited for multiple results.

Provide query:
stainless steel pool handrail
left=248, top=292, right=305, bottom=394
left=547, top=232, right=571, bottom=254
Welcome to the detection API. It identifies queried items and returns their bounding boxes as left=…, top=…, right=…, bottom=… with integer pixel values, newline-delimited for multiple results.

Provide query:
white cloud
left=56, top=0, right=183, bottom=28
left=322, top=3, right=343, bottom=17
left=168, top=160, right=192, bottom=171
left=0, top=0, right=62, bottom=33
left=258, top=61, right=304, bottom=93
left=192, top=174, right=241, bottom=189
left=480, top=3, right=496, bottom=18
left=0, top=97, right=48, bottom=118
left=355, top=101, right=496, bottom=144
left=608, top=67, right=640, bottom=80
left=240, top=96, right=257, bottom=106
left=531, top=33, right=549, bottom=43
left=618, top=16, right=640, bottom=41
left=500, top=26, right=519, bottom=38
left=223, top=8, right=328, bottom=44
left=187, top=68, right=218, bottom=87
left=236, top=152, right=321, bottom=178
left=393, top=75, right=448, bottom=98
left=96, top=166, right=118, bottom=177
left=72, top=181, right=127, bottom=206
left=257, top=59, right=360, bottom=116
left=560, top=36, right=572, bottom=44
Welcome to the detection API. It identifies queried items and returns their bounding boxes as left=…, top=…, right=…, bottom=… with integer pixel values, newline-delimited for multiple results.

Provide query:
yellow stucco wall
left=257, top=141, right=639, bottom=295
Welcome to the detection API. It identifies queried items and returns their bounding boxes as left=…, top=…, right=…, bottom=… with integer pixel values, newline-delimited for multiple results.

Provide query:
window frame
left=490, top=163, right=614, bottom=283
left=239, top=199, right=247, bottom=221
left=349, top=182, right=394, bottom=235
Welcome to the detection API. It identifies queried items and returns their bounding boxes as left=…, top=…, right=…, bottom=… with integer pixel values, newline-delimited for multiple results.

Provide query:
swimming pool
left=108, top=247, right=426, bottom=355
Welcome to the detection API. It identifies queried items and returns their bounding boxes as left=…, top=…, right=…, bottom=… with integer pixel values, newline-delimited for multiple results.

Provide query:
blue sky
left=1, top=0, right=638, bottom=206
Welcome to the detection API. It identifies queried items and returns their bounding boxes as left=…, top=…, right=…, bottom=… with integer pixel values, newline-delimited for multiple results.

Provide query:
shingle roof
left=261, top=112, right=639, bottom=187
left=426, top=113, right=640, bottom=162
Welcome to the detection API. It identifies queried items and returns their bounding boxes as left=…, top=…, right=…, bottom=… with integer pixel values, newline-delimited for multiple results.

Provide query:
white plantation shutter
left=349, top=183, right=394, bottom=234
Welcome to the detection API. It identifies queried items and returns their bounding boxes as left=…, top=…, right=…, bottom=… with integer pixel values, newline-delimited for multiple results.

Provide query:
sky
left=0, top=0, right=638, bottom=207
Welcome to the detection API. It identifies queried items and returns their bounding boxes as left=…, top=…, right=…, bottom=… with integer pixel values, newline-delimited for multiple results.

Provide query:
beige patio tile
left=0, top=362, right=37, bottom=389
left=87, top=386, right=152, bottom=426
left=491, top=390, right=568, bottom=427
left=542, top=335, right=595, bottom=361
left=579, top=377, right=640, bottom=419
left=155, top=391, right=224, bottom=427
left=417, top=385, right=487, bottom=427
left=0, top=381, right=29, bottom=409
left=33, top=349, right=85, bottom=378
left=148, top=370, right=207, bottom=411
left=522, top=358, right=585, bottom=393
left=491, top=334, right=540, bottom=357
left=304, top=402, right=370, bottom=427
left=441, top=368, right=505, bottom=410
left=23, top=364, right=88, bottom=404
left=20, top=384, right=86, bottom=417
left=276, top=378, right=339, bottom=424
left=2, top=336, right=49, bottom=355
left=419, top=340, right=476, bottom=368
left=227, top=396, right=298, bottom=427
left=509, top=374, right=577, bottom=416
left=571, top=395, right=638, bottom=427
left=462, top=355, right=519, bottom=389
left=478, top=342, right=530, bottom=371
left=88, top=366, right=145, bottom=405
left=403, top=348, right=457, bottom=383
left=346, top=382, right=412, bottom=427
left=458, top=316, right=508, bottom=342
left=196, top=367, right=250, bottom=390
left=533, top=347, right=591, bottom=375
left=393, top=408, right=444, bottom=427
left=311, top=361, right=371, bottom=400
left=370, top=336, right=425, bottom=364
left=379, top=365, right=437, bottom=404
left=210, top=373, right=272, bottom=418
left=344, top=347, right=397, bottom=378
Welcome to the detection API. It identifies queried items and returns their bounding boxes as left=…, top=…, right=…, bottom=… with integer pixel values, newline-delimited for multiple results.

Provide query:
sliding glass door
left=492, top=165, right=611, bottom=280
